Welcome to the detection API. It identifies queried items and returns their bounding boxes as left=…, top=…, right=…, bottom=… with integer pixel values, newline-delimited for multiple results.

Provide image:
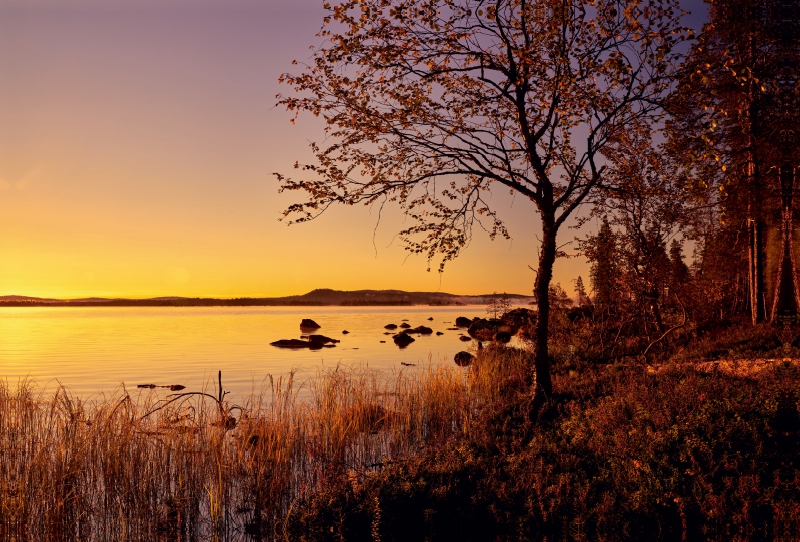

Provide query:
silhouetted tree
left=585, top=219, right=620, bottom=315
left=669, top=239, right=690, bottom=286
left=486, top=292, right=512, bottom=319
left=573, top=276, right=590, bottom=307
left=276, top=0, right=689, bottom=396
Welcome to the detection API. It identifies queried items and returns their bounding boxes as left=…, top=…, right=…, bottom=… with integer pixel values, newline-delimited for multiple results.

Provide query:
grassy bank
left=4, top=337, right=800, bottom=540
left=286, top=350, right=800, bottom=541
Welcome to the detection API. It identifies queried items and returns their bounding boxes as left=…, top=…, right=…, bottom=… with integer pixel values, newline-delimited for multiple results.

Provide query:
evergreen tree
left=574, top=276, right=590, bottom=307
left=669, top=240, right=690, bottom=286
left=586, top=219, right=619, bottom=313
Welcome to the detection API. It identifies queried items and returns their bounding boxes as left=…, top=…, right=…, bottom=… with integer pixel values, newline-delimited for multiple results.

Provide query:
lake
left=0, top=304, right=512, bottom=398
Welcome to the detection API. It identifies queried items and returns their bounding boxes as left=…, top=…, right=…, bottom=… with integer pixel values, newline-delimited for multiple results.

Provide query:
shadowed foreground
left=3, top=344, right=800, bottom=540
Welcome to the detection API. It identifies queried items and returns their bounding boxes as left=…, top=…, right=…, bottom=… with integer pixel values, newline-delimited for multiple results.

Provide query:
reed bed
left=2, top=349, right=526, bottom=541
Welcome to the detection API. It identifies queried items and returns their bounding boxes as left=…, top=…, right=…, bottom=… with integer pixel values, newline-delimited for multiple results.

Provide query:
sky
left=0, top=0, right=709, bottom=299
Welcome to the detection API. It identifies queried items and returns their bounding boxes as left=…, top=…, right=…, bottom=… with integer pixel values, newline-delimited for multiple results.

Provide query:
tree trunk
left=748, top=158, right=767, bottom=324
left=533, top=216, right=557, bottom=397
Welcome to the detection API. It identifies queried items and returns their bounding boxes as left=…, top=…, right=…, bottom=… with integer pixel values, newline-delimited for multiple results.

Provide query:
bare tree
left=487, top=292, right=512, bottom=319
left=276, top=0, right=688, bottom=397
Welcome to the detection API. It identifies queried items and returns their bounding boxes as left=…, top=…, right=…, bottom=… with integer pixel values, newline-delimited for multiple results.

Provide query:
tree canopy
left=277, top=0, right=689, bottom=396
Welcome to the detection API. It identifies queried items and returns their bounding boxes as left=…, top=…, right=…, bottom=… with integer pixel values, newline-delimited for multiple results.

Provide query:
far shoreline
left=0, top=288, right=535, bottom=308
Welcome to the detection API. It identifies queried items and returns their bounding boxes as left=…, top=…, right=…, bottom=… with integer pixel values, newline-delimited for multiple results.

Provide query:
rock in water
left=307, top=334, right=340, bottom=344
left=455, top=316, right=473, bottom=327
left=459, top=335, right=472, bottom=342
left=427, top=317, right=434, bottom=321
left=399, top=322, right=412, bottom=329
left=342, top=330, right=350, bottom=334
left=454, top=351, right=474, bottom=367
left=393, top=333, right=415, bottom=347
left=271, top=339, right=309, bottom=348
left=436, top=331, right=444, bottom=336
left=271, top=339, right=324, bottom=349
left=405, top=325, right=433, bottom=334
left=300, top=319, right=321, bottom=330
left=384, top=323, right=398, bottom=329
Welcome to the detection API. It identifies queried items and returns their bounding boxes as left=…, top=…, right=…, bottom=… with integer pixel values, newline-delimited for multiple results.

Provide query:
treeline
left=566, top=0, right=800, bottom=361
left=0, top=299, right=327, bottom=307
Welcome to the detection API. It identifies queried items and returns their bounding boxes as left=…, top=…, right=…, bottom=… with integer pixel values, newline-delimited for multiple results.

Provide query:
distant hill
left=0, top=289, right=534, bottom=307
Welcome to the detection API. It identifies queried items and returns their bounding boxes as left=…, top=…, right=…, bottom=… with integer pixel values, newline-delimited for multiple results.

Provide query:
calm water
left=0, top=305, right=499, bottom=397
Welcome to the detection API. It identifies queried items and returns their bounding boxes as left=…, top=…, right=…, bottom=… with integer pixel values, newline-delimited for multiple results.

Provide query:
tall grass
left=3, top=350, right=525, bottom=541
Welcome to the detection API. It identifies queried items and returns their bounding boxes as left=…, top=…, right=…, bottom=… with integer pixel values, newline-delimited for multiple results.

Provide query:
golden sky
left=0, top=0, right=705, bottom=299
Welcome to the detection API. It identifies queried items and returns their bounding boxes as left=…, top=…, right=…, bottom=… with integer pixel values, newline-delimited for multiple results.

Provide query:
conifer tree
left=586, top=219, right=619, bottom=314
left=574, top=276, right=590, bottom=307
left=669, top=240, right=690, bottom=286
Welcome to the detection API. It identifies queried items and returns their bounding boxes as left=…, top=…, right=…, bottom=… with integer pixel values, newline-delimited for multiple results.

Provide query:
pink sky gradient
left=0, top=0, right=708, bottom=298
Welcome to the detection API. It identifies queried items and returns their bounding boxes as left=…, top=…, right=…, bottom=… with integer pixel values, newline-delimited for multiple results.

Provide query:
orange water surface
left=0, top=305, right=500, bottom=398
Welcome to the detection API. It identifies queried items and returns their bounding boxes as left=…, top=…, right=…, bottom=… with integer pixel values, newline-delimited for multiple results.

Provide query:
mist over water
left=0, top=304, right=508, bottom=398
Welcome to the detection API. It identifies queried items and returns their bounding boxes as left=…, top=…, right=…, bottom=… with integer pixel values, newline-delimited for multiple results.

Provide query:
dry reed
left=2, top=348, right=524, bottom=541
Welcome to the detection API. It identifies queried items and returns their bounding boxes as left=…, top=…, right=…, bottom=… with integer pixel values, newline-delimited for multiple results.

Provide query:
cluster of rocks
left=273, top=308, right=538, bottom=367
left=452, top=308, right=536, bottom=343
left=384, top=322, right=434, bottom=347
left=271, top=319, right=348, bottom=349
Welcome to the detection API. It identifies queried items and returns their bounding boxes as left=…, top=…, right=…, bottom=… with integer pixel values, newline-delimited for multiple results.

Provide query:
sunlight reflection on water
left=0, top=305, right=517, bottom=399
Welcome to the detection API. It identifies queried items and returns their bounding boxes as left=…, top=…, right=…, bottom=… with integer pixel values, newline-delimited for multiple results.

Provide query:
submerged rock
left=405, top=325, right=433, bottom=334
left=459, top=335, right=472, bottom=342
left=271, top=339, right=319, bottom=349
left=307, top=334, right=340, bottom=344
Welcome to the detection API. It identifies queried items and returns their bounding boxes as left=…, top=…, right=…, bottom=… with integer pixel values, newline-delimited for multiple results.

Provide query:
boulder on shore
left=393, top=333, right=415, bottom=347
left=405, top=325, right=433, bottom=334
left=455, top=316, right=473, bottom=327
left=493, top=331, right=512, bottom=344
left=300, top=319, right=321, bottom=330
left=501, top=308, right=537, bottom=327
left=384, top=324, right=398, bottom=330
left=454, top=351, right=474, bottom=367
left=468, top=318, right=517, bottom=341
